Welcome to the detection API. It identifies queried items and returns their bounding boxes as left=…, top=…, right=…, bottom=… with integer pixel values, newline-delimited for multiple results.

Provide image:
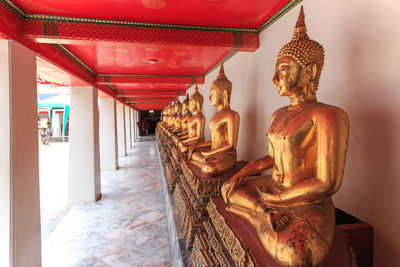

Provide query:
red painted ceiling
left=0, top=0, right=299, bottom=110
left=13, top=0, right=290, bottom=28
left=64, top=44, right=231, bottom=75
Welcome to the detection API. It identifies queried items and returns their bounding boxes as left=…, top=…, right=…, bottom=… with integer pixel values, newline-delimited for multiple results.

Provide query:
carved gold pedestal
left=206, top=198, right=373, bottom=267
left=175, top=160, right=247, bottom=251
left=192, top=228, right=219, bottom=267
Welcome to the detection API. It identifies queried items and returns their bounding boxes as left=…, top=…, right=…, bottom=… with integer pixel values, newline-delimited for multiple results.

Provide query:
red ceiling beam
left=96, top=75, right=204, bottom=86
left=22, top=19, right=259, bottom=52
left=124, top=97, right=178, bottom=101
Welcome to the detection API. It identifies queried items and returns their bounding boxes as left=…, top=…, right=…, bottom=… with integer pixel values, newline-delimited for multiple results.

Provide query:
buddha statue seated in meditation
left=188, top=64, right=240, bottom=176
left=160, top=104, right=170, bottom=130
left=221, top=7, right=349, bottom=266
left=177, top=85, right=205, bottom=152
left=168, top=99, right=183, bottom=138
left=165, top=102, right=177, bottom=133
left=173, top=94, right=192, bottom=145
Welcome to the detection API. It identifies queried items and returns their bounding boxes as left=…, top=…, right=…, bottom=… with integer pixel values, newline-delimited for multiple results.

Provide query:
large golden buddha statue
left=189, top=64, right=240, bottom=176
left=221, top=7, right=349, bottom=266
left=177, top=85, right=205, bottom=152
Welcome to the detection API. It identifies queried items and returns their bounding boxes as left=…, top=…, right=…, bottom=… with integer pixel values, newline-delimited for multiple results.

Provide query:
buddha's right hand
left=222, top=173, right=244, bottom=203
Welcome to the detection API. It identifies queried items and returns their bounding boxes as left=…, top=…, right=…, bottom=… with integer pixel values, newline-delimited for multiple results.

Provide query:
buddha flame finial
left=182, top=92, right=190, bottom=106
left=293, top=6, right=307, bottom=40
left=217, top=63, right=227, bottom=80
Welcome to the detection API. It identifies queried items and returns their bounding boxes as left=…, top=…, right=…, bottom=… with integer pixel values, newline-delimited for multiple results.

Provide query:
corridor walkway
left=42, top=136, right=172, bottom=267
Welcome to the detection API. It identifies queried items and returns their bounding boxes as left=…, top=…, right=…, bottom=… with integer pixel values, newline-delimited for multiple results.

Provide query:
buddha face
left=209, top=87, right=222, bottom=107
left=273, top=56, right=307, bottom=97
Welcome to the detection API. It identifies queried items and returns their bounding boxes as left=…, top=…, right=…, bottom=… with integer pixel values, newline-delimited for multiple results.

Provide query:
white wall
left=181, top=1, right=400, bottom=265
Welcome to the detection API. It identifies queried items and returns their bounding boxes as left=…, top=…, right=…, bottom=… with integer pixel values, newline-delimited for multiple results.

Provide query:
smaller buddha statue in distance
left=189, top=64, right=240, bottom=176
left=178, top=85, right=205, bottom=152
left=221, top=7, right=349, bottom=266
left=173, top=94, right=192, bottom=145
left=169, top=98, right=183, bottom=137
left=165, top=102, right=176, bottom=132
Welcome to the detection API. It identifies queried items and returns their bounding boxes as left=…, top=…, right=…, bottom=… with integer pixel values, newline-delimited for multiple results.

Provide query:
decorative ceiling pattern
left=0, top=0, right=301, bottom=110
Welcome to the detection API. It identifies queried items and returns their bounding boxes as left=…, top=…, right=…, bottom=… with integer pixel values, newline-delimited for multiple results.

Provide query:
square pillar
left=116, top=102, right=127, bottom=157
left=125, top=105, right=132, bottom=149
left=68, top=86, right=101, bottom=204
left=99, top=98, right=118, bottom=170
left=131, top=108, right=136, bottom=143
left=0, top=40, right=41, bottom=267
left=134, top=110, right=139, bottom=141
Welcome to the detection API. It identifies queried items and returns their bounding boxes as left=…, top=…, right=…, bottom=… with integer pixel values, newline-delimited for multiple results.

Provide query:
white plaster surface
left=100, top=98, right=118, bottom=170
left=181, top=2, right=400, bottom=265
left=131, top=109, right=136, bottom=144
left=0, top=40, right=41, bottom=267
left=125, top=105, right=132, bottom=149
left=0, top=39, right=11, bottom=267
left=68, top=86, right=101, bottom=204
left=116, top=102, right=127, bottom=157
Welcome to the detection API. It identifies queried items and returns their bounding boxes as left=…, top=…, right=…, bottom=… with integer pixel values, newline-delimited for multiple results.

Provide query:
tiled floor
left=42, top=136, right=172, bottom=267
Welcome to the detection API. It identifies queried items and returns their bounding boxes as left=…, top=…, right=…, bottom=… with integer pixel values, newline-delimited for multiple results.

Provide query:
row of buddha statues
left=157, top=7, right=350, bottom=266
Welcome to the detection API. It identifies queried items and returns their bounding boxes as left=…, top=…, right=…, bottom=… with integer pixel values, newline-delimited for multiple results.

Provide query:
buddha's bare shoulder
left=312, top=102, right=349, bottom=123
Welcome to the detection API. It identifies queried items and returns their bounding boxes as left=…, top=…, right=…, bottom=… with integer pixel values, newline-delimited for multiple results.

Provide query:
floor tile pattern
left=42, top=136, right=172, bottom=267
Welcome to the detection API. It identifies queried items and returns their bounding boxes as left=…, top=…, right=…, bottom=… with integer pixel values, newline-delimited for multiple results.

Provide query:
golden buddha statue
left=173, top=94, right=192, bottom=145
left=221, top=7, right=349, bottom=266
left=165, top=102, right=176, bottom=131
left=189, top=64, right=240, bottom=176
left=170, top=99, right=182, bottom=136
left=179, top=94, right=192, bottom=135
left=161, top=105, right=171, bottom=131
left=177, top=85, right=205, bottom=152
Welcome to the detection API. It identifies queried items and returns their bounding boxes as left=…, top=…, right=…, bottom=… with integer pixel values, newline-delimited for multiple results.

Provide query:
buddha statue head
left=273, top=6, right=324, bottom=101
left=182, top=93, right=190, bottom=113
left=189, top=84, right=204, bottom=113
left=210, top=63, right=232, bottom=109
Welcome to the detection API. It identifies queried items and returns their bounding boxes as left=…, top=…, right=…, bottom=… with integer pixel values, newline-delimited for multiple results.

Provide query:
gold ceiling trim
left=98, top=74, right=201, bottom=78
left=56, top=44, right=96, bottom=76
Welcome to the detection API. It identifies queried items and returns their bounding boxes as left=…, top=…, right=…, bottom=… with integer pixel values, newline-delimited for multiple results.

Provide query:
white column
left=0, top=40, right=41, bottom=267
left=125, top=105, right=132, bottom=149
left=130, top=108, right=136, bottom=143
left=99, top=98, right=118, bottom=170
left=68, top=86, right=101, bottom=204
left=135, top=110, right=139, bottom=140
left=116, top=102, right=127, bottom=157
